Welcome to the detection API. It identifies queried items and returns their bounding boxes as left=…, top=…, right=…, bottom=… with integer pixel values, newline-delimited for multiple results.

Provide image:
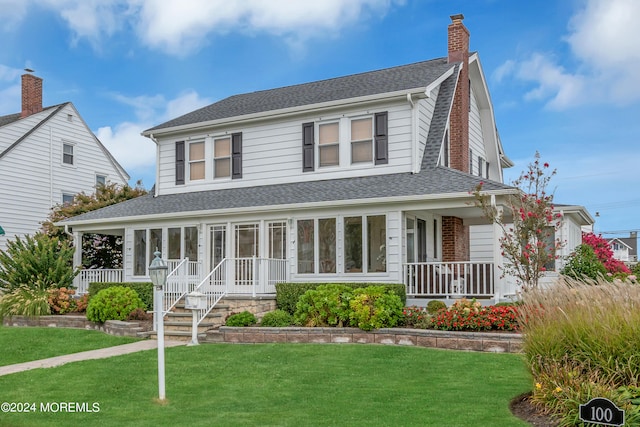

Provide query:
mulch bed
left=510, top=392, right=559, bottom=426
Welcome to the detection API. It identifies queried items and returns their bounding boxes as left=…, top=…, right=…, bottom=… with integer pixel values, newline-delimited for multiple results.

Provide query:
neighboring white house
left=0, top=73, right=129, bottom=251
left=608, top=237, right=634, bottom=263
left=60, top=15, right=592, bottom=312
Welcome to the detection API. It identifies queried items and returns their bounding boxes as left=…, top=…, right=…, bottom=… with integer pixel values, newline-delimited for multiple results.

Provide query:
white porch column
left=492, top=206, right=507, bottom=301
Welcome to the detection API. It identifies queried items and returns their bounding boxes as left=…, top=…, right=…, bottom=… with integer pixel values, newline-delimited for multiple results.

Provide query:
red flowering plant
left=473, top=152, right=564, bottom=290
left=431, top=298, right=519, bottom=332
left=402, top=306, right=433, bottom=328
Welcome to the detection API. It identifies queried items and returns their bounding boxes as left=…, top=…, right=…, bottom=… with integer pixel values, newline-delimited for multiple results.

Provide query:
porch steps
left=147, top=301, right=232, bottom=342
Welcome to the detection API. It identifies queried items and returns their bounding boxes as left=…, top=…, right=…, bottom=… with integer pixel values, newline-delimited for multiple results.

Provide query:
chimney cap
left=24, top=68, right=34, bottom=73
left=450, top=14, right=464, bottom=22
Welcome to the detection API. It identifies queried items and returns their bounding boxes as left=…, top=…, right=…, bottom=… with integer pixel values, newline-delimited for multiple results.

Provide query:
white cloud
left=497, top=0, right=640, bottom=109
left=0, top=0, right=29, bottom=31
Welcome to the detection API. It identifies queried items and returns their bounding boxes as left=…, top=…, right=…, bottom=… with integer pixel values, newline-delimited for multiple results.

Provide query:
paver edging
left=2, top=315, right=150, bottom=338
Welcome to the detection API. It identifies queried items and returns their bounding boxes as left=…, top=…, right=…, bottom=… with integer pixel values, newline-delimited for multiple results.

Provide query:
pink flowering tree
left=581, top=232, right=630, bottom=274
left=473, top=152, right=564, bottom=289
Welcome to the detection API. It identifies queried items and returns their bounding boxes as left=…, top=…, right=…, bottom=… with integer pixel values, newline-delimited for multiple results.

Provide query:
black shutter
left=175, top=141, right=185, bottom=185
left=231, top=132, right=242, bottom=179
left=302, top=122, right=314, bottom=172
left=374, top=111, right=388, bottom=165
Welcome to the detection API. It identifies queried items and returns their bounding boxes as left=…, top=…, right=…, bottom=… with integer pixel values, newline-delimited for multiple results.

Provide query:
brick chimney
left=447, top=14, right=470, bottom=173
left=21, top=73, right=43, bottom=118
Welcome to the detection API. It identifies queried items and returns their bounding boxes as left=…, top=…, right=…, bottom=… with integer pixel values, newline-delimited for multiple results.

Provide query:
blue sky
left=1, top=0, right=638, bottom=236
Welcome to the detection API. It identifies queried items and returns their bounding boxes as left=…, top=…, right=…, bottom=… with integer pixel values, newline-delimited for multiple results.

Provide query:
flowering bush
left=402, top=306, right=431, bottom=328
left=582, top=232, right=630, bottom=275
left=48, top=287, right=77, bottom=314
left=432, top=298, right=518, bottom=331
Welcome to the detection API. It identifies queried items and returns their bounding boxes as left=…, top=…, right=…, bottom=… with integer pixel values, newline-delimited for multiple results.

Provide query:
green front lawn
left=0, top=343, right=531, bottom=426
left=0, top=325, right=138, bottom=366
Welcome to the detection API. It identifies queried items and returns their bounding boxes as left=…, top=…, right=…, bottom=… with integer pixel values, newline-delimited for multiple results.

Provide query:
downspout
left=149, top=133, right=160, bottom=197
left=49, top=126, right=53, bottom=207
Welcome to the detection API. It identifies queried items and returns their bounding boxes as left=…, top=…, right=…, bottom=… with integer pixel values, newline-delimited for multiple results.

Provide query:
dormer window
left=351, top=117, right=373, bottom=164
left=318, top=122, right=339, bottom=167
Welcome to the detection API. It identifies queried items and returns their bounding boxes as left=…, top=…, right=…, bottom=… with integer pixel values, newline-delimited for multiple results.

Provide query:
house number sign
left=579, top=398, right=625, bottom=426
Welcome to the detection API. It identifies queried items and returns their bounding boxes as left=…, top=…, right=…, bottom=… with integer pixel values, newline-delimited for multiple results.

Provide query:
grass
left=0, top=325, right=138, bottom=366
left=0, top=343, right=531, bottom=426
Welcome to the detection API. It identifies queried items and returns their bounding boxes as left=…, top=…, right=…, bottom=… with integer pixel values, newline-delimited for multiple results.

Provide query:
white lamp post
left=149, top=250, right=168, bottom=402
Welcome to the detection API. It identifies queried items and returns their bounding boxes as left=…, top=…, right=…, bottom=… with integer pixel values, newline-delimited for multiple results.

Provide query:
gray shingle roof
left=0, top=112, right=21, bottom=128
left=421, top=68, right=457, bottom=169
left=145, top=58, right=454, bottom=132
left=61, top=167, right=514, bottom=224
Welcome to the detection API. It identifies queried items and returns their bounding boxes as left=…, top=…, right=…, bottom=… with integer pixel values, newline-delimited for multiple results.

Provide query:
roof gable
left=145, top=58, right=454, bottom=133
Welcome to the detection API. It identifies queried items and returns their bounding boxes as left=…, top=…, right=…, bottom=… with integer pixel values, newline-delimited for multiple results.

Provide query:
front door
left=234, top=223, right=259, bottom=287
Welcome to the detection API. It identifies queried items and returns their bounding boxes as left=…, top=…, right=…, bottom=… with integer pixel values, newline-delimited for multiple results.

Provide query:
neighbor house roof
left=145, top=58, right=455, bottom=133
left=60, top=167, right=515, bottom=225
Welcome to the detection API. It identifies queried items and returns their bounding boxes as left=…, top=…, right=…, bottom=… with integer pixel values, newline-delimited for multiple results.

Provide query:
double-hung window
left=96, top=174, right=107, bottom=186
left=351, top=117, right=373, bottom=163
left=189, top=141, right=205, bottom=181
left=214, top=137, right=231, bottom=178
left=318, top=122, right=339, bottom=167
left=63, top=143, right=74, bottom=165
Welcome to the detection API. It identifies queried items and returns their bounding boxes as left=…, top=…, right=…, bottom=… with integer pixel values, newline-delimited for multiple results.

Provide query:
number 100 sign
left=579, top=398, right=625, bottom=426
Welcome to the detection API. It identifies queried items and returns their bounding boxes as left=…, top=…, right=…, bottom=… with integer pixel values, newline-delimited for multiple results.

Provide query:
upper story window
left=302, top=112, right=387, bottom=172
left=189, top=141, right=205, bottom=181
left=477, top=156, right=484, bottom=177
left=351, top=117, right=373, bottom=164
left=62, top=143, right=74, bottom=165
left=318, top=122, right=339, bottom=167
left=62, top=193, right=74, bottom=205
left=96, top=174, right=107, bottom=186
left=214, top=137, right=231, bottom=178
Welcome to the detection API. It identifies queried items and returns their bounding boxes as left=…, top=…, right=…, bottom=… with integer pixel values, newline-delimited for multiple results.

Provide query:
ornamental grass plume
left=518, top=276, right=640, bottom=426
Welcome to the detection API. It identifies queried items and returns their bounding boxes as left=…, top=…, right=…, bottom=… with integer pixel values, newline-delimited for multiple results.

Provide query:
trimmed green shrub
left=260, top=309, right=293, bottom=327
left=86, top=286, right=144, bottom=323
left=349, top=286, right=403, bottom=331
left=294, top=284, right=353, bottom=327
left=561, top=244, right=607, bottom=281
left=276, top=282, right=405, bottom=315
left=89, top=282, right=153, bottom=311
left=0, top=286, right=51, bottom=319
left=0, top=233, right=77, bottom=293
left=426, top=300, right=447, bottom=314
left=225, top=311, right=257, bottom=327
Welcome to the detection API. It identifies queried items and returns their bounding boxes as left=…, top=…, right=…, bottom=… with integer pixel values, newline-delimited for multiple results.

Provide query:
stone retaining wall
left=2, top=315, right=150, bottom=337
left=205, top=327, right=523, bottom=353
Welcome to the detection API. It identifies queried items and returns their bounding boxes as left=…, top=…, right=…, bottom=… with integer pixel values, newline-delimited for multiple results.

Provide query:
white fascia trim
left=142, top=87, right=429, bottom=138
left=58, top=188, right=519, bottom=227
left=425, top=66, right=455, bottom=98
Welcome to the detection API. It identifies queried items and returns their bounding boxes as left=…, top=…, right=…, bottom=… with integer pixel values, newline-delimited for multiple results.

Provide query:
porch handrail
left=192, top=258, right=228, bottom=325
left=75, top=268, right=123, bottom=295
left=164, top=258, right=195, bottom=315
left=404, top=261, right=495, bottom=298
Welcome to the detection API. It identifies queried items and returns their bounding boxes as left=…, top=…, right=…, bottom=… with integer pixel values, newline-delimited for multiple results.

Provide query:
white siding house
left=60, top=16, right=592, bottom=315
left=0, top=74, right=129, bottom=251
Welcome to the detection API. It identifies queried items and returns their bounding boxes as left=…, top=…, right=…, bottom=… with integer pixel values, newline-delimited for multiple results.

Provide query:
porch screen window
left=134, top=230, right=146, bottom=276
left=235, top=224, right=259, bottom=258
left=368, top=215, right=386, bottom=272
left=344, top=217, right=363, bottom=273
left=319, top=218, right=336, bottom=273
left=351, top=118, right=373, bottom=163
left=269, top=222, right=287, bottom=259
left=184, top=226, right=198, bottom=261
left=148, top=229, right=162, bottom=263
left=210, top=225, right=226, bottom=268
left=189, top=142, right=205, bottom=180
left=542, top=227, right=556, bottom=272
left=214, top=137, right=231, bottom=178
left=168, top=228, right=181, bottom=259
left=318, top=123, right=339, bottom=167
left=63, top=143, right=74, bottom=165
left=297, top=220, right=314, bottom=274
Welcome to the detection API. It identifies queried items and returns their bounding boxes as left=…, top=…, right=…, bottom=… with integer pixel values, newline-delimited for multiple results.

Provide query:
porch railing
left=403, top=262, right=495, bottom=298
left=191, top=257, right=289, bottom=325
left=75, top=269, right=123, bottom=295
left=164, top=258, right=201, bottom=315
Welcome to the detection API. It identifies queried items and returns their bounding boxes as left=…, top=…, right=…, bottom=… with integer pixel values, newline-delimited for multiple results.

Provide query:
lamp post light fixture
left=148, top=250, right=168, bottom=402
left=184, top=291, right=207, bottom=346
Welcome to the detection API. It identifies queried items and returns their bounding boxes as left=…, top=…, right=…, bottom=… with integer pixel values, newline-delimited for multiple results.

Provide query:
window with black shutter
left=175, top=141, right=185, bottom=185
left=374, top=111, right=388, bottom=165
left=302, top=122, right=314, bottom=172
left=232, top=132, right=242, bottom=179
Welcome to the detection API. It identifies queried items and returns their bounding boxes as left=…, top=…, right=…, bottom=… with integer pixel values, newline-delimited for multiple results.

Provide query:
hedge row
left=88, top=282, right=153, bottom=311
left=275, top=282, right=406, bottom=315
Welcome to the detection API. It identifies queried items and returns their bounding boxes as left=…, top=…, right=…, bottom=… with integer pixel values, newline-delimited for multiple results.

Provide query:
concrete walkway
left=0, top=340, right=184, bottom=377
